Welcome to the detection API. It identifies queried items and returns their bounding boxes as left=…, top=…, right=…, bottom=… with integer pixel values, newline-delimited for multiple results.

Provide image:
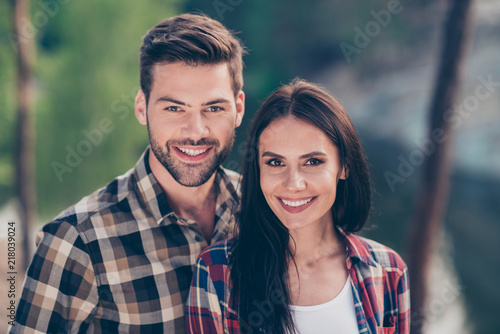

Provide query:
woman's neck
left=287, top=220, right=349, bottom=306
left=288, top=220, right=345, bottom=264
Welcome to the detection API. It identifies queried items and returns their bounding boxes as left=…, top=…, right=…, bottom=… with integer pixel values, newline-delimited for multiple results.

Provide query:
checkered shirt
left=11, top=147, right=240, bottom=333
left=185, top=229, right=410, bottom=334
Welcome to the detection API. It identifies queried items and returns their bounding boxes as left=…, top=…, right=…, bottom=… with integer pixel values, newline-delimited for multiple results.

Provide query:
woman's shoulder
left=197, top=237, right=234, bottom=268
left=345, top=233, right=407, bottom=275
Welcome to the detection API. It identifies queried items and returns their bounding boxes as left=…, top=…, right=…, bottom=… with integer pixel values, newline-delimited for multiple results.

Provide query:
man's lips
left=277, top=196, right=317, bottom=213
left=173, top=146, right=213, bottom=162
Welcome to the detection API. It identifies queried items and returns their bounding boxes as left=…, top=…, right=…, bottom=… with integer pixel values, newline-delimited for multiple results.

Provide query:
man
left=12, top=13, right=245, bottom=333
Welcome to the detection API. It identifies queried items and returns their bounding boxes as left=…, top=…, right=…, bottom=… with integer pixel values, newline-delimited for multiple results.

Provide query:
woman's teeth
left=281, top=197, right=313, bottom=207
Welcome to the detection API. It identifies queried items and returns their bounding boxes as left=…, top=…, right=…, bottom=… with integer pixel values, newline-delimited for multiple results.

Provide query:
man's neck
left=149, top=153, right=217, bottom=241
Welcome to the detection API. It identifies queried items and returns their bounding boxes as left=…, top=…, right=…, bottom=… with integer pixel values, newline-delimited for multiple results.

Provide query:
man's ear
left=135, top=90, right=147, bottom=125
left=235, top=90, right=245, bottom=128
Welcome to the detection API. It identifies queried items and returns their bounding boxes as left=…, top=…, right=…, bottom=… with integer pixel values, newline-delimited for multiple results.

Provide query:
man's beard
left=149, top=130, right=234, bottom=187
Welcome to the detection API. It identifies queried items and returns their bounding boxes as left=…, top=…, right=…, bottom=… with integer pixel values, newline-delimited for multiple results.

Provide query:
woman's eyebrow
left=300, top=151, right=327, bottom=159
left=261, top=152, right=284, bottom=159
left=261, top=151, right=327, bottom=159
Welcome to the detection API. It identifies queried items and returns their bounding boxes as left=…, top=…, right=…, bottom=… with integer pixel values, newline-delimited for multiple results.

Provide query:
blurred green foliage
left=2, top=0, right=183, bottom=220
left=0, top=1, right=16, bottom=206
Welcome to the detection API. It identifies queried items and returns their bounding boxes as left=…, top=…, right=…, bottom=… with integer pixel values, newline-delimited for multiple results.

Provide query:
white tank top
left=290, top=277, right=359, bottom=334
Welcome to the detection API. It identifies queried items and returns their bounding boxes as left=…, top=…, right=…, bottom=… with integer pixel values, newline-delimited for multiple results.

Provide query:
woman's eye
left=305, top=158, right=324, bottom=166
left=165, top=106, right=182, bottom=112
left=266, top=159, right=284, bottom=167
left=207, top=106, right=223, bottom=112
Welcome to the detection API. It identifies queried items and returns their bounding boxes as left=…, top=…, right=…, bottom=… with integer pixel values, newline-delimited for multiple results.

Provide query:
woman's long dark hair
left=230, top=79, right=371, bottom=333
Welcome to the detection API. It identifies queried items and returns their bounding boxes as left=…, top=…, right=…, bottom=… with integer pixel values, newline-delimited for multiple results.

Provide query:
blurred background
left=1, top=0, right=499, bottom=333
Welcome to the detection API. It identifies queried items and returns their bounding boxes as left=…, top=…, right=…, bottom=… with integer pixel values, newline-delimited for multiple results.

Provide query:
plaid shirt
left=11, top=147, right=240, bottom=333
left=186, top=230, right=410, bottom=334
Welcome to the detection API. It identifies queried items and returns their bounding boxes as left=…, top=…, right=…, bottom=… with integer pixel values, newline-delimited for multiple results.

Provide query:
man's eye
left=165, top=106, right=182, bottom=112
left=206, top=106, right=223, bottom=112
left=305, top=158, right=324, bottom=166
left=266, top=159, right=284, bottom=167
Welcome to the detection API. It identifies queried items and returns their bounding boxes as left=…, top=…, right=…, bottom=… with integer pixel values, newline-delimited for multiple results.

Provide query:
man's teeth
left=178, top=147, right=209, bottom=156
left=281, top=198, right=313, bottom=207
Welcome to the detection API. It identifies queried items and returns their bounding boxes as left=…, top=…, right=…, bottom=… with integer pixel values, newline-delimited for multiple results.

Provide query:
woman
left=185, top=79, right=410, bottom=334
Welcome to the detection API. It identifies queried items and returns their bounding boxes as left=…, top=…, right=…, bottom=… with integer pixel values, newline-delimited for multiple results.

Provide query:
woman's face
left=258, top=116, right=346, bottom=232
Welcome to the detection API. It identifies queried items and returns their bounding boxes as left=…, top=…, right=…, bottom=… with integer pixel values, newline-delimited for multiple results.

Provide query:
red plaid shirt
left=186, top=229, right=410, bottom=333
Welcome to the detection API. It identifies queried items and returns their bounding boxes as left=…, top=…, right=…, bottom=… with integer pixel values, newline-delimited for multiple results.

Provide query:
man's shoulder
left=221, top=168, right=241, bottom=183
left=220, top=167, right=241, bottom=193
left=347, top=233, right=407, bottom=274
left=49, top=168, right=136, bottom=233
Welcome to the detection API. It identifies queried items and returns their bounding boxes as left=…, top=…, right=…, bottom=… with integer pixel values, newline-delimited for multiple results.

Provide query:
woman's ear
left=339, top=165, right=349, bottom=180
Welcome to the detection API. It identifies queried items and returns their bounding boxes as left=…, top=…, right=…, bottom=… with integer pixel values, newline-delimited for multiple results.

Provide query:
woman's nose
left=284, top=167, right=306, bottom=192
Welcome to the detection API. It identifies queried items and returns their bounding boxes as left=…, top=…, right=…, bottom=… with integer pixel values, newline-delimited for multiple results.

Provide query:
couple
left=12, top=13, right=409, bottom=334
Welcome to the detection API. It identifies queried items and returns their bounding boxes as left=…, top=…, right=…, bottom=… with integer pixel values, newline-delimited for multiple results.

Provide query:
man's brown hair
left=140, top=13, right=245, bottom=103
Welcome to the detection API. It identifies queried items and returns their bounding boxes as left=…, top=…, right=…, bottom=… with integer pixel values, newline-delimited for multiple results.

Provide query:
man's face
left=135, top=62, right=245, bottom=187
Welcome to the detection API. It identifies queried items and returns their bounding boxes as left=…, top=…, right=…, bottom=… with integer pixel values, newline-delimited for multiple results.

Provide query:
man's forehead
left=150, top=62, right=234, bottom=102
left=151, top=62, right=231, bottom=84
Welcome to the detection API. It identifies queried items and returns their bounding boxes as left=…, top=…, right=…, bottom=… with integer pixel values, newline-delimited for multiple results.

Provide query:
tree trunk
left=11, top=0, right=37, bottom=271
left=407, top=0, right=474, bottom=333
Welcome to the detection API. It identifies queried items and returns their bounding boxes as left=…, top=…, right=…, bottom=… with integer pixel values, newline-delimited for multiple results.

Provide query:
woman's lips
left=277, top=196, right=317, bottom=213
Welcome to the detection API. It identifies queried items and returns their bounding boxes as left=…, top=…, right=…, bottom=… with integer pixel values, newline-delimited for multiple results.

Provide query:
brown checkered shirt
left=11, top=148, right=240, bottom=333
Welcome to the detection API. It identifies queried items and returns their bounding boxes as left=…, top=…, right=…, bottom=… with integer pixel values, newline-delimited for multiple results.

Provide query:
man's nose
left=182, top=112, right=210, bottom=140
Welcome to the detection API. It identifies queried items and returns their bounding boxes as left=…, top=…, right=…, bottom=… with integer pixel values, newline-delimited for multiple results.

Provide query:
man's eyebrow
left=155, top=96, right=191, bottom=107
left=154, top=97, right=231, bottom=107
left=202, top=99, right=231, bottom=106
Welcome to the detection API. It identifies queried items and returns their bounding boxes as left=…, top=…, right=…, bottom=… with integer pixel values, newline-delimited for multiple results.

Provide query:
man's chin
left=171, top=175, right=214, bottom=187
left=165, top=162, right=217, bottom=187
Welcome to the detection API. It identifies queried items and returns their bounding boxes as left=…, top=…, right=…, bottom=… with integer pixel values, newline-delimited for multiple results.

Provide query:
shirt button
left=195, top=235, right=202, bottom=242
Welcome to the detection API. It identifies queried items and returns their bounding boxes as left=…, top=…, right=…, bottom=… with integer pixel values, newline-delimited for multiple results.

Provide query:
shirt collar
left=132, top=147, right=240, bottom=228
left=211, top=165, right=240, bottom=239
left=132, top=147, right=174, bottom=224
left=338, top=227, right=377, bottom=268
